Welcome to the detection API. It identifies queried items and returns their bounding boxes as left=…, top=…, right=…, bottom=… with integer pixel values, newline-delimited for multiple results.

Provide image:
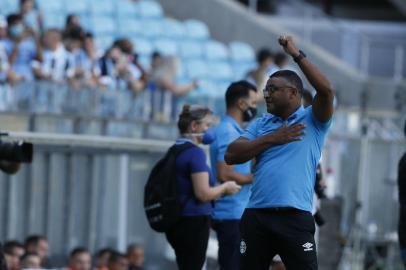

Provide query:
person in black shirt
left=399, top=119, right=406, bottom=267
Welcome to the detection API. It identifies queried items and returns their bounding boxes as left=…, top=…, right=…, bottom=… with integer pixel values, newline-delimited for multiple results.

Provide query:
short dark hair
left=274, top=52, right=288, bottom=66
left=256, top=48, right=273, bottom=64
left=151, top=51, right=161, bottom=59
left=63, top=25, right=85, bottom=41
left=225, top=80, right=257, bottom=109
left=302, top=89, right=313, bottom=106
left=114, top=38, right=133, bottom=54
left=177, top=104, right=212, bottom=134
left=270, top=70, right=303, bottom=95
left=25, top=235, right=47, bottom=248
left=4, top=241, right=24, bottom=255
left=70, top=247, right=90, bottom=258
left=108, top=251, right=127, bottom=264
left=6, top=14, right=22, bottom=25
left=96, top=248, right=113, bottom=258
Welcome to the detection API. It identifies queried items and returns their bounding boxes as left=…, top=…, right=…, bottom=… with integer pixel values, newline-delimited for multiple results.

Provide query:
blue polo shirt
left=175, top=138, right=215, bottom=216
left=210, top=116, right=252, bottom=220
left=241, top=106, right=332, bottom=212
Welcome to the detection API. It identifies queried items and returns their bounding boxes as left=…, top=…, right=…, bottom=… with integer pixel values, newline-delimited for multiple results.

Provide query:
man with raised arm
left=225, top=36, right=334, bottom=270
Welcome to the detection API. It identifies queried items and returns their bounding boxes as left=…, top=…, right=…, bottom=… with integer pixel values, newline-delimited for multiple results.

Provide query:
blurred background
left=0, top=0, right=405, bottom=269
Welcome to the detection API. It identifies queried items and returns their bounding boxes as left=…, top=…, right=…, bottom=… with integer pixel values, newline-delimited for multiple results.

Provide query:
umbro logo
left=302, top=242, right=313, bottom=252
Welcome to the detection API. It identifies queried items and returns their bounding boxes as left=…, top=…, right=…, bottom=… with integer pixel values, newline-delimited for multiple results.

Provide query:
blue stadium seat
left=37, top=0, right=64, bottom=14
left=43, top=12, right=65, bottom=29
left=138, top=19, right=164, bottom=38
left=138, top=55, right=151, bottom=70
left=205, top=40, right=229, bottom=61
left=206, top=62, right=233, bottom=80
left=0, top=0, right=18, bottom=15
left=186, top=60, right=208, bottom=78
left=232, top=62, right=255, bottom=80
left=117, top=18, right=142, bottom=36
left=65, top=0, right=89, bottom=15
left=184, top=19, right=210, bottom=40
left=91, top=17, right=116, bottom=35
left=161, top=18, right=185, bottom=39
left=137, top=0, right=163, bottom=18
left=89, top=0, right=115, bottom=15
left=95, top=35, right=115, bottom=51
left=229, top=41, right=255, bottom=62
left=132, top=37, right=153, bottom=56
left=116, top=0, right=139, bottom=17
left=179, top=41, right=204, bottom=59
left=153, top=38, right=178, bottom=55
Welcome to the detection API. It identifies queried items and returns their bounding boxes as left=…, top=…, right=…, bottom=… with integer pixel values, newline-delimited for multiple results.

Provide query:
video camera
left=0, top=132, right=33, bottom=163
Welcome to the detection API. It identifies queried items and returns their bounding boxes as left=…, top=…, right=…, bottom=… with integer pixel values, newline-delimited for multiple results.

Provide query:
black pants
left=165, top=215, right=211, bottom=270
left=240, top=208, right=318, bottom=270
left=212, top=219, right=241, bottom=270
left=399, top=206, right=406, bottom=266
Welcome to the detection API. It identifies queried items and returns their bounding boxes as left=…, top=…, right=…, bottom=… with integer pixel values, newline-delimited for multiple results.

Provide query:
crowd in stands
left=0, top=0, right=197, bottom=97
left=2, top=235, right=146, bottom=270
left=0, top=0, right=290, bottom=120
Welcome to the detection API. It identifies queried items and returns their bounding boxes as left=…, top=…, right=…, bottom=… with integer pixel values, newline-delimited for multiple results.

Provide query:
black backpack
left=144, top=142, right=195, bottom=233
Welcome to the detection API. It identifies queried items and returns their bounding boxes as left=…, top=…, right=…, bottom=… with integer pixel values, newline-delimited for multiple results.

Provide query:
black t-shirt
left=399, top=152, right=406, bottom=205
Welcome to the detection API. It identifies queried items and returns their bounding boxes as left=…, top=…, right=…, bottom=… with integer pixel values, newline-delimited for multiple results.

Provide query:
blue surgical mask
left=9, top=24, right=24, bottom=37
left=201, top=128, right=216, bottom=145
left=183, top=128, right=216, bottom=145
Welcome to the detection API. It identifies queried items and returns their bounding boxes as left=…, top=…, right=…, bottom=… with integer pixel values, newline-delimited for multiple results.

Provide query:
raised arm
left=225, top=123, right=305, bottom=165
left=278, top=36, right=334, bottom=123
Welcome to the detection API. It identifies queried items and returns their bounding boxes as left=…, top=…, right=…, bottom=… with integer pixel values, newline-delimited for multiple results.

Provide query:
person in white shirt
left=32, top=29, right=74, bottom=82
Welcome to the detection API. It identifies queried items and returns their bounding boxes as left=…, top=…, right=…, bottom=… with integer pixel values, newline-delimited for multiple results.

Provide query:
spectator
left=0, top=16, right=10, bottom=84
left=25, top=235, right=49, bottom=266
left=95, top=248, right=112, bottom=270
left=4, top=241, right=25, bottom=270
left=98, top=40, right=144, bottom=92
left=67, top=247, right=92, bottom=270
left=150, top=55, right=197, bottom=96
left=107, top=252, right=128, bottom=270
left=149, top=51, right=162, bottom=73
left=70, top=32, right=100, bottom=87
left=274, top=52, right=289, bottom=69
left=19, top=0, right=43, bottom=34
left=127, top=244, right=144, bottom=270
left=65, top=14, right=81, bottom=31
left=20, top=253, right=41, bottom=269
left=32, top=29, right=74, bottom=82
left=4, top=13, right=42, bottom=84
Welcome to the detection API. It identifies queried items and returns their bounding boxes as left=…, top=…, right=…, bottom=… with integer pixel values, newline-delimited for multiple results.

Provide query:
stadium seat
left=186, top=60, right=208, bottom=78
left=162, top=18, right=185, bottom=39
left=132, top=37, right=154, bottom=56
left=90, top=17, right=116, bottom=35
left=43, top=12, right=65, bottom=29
left=206, top=62, right=233, bottom=80
left=0, top=0, right=18, bottom=15
left=116, top=0, right=139, bottom=17
left=65, top=0, right=89, bottom=15
left=179, top=41, right=204, bottom=59
left=205, top=40, right=229, bottom=61
left=229, top=41, right=255, bottom=62
left=184, top=19, right=210, bottom=40
left=138, top=19, right=164, bottom=38
left=95, top=35, right=115, bottom=51
left=232, top=62, right=255, bottom=80
left=89, top=0, right=115, bottom=16
left=153, top=38, right=178, bottom=56
left=137, top=0, right=163, bottom=18
left=37, top=0, right=64, bottom=14
left=117, top=18, right=142, bottom=36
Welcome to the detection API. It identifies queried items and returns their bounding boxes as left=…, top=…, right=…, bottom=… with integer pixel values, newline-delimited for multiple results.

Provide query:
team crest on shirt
left=240, top=240, right=247, bottom=254
left=302, top=242, right=313, bottom=252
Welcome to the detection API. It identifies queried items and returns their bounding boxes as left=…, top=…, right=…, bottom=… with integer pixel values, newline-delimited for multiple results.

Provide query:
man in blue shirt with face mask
left=226, top=36, right=334, bottom=270
left=210, top=80, right=258, bottom=270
